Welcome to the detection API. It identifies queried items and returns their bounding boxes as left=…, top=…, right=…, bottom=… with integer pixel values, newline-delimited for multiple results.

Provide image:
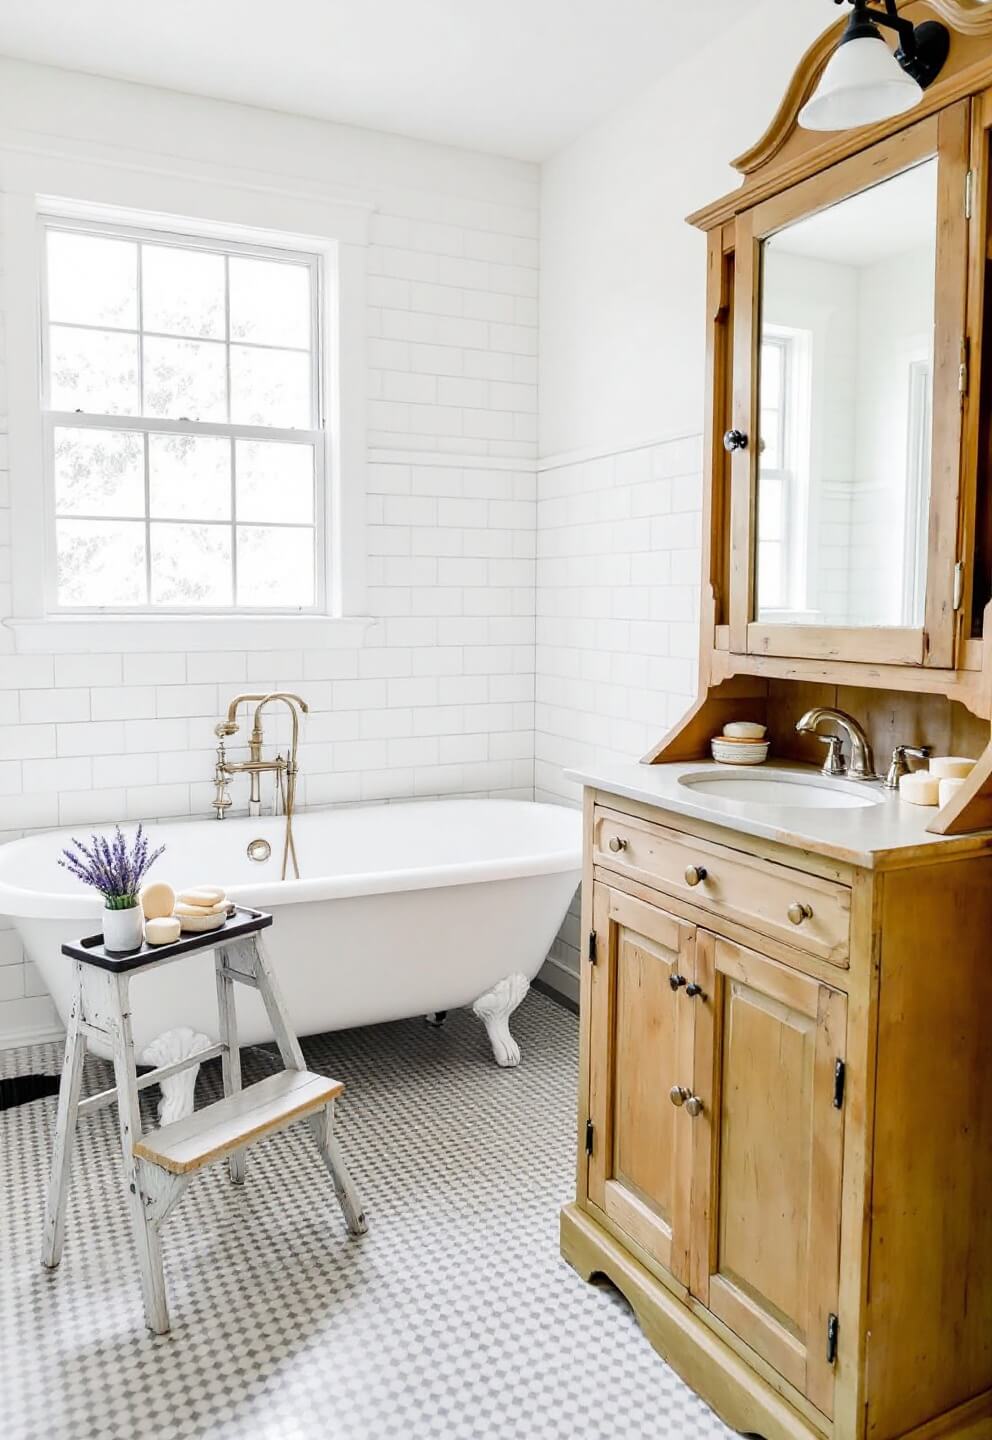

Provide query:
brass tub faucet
left=212, top=692, right=309, bottom=879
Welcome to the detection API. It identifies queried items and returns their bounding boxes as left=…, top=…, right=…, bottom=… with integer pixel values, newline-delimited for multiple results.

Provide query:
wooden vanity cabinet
left=563, top=791, right=992, bottom=1440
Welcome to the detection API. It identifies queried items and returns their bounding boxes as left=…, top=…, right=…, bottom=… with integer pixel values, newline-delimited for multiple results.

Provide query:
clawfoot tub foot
left=472, top=974, right=529, bottom=1067
left=141, top=1027, right=213, bottom=1124
left=424, top=1011, right=448, bottom=1028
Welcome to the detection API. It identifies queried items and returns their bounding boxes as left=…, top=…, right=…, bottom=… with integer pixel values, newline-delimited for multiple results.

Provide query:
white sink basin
left=678, top=768, right=884, bottom=810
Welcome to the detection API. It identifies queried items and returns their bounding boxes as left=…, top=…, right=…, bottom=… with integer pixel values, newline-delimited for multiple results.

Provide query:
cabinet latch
left=833, top=1059, right=846, bottom=1110
left=966, top=167, right=975, bottom=221
left=826, top=1313, right=839, bottom=1366
left=953, top=561, right=965, bottom=612
left=959, top=337, right=970, bottom=396
left=585, top=1118, right=594, bottom=1156
left=588, top=931, right=597, bottom=965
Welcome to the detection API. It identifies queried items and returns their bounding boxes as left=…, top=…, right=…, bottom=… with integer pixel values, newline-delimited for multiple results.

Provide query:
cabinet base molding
left=560, top=1202, right=992, bottom=1440
left=559, top=1203, right=822, bottom=1440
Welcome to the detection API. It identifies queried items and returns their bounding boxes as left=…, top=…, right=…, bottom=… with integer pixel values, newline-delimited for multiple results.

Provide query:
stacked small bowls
left=711, top=721, right=769, bottom=765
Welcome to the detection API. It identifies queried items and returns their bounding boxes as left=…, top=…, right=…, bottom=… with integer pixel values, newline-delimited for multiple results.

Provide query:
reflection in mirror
left=756, top=159, right=937, bottom=629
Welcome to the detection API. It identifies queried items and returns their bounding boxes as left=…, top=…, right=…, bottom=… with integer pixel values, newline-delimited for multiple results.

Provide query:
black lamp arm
left=833, top=0, right=950, bottom=90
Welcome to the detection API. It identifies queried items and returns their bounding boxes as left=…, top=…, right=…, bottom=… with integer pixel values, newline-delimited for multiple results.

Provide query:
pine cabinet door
left=690, top=932, right=847, bottom=1417
left=586, top=883, right=696, bottom=1286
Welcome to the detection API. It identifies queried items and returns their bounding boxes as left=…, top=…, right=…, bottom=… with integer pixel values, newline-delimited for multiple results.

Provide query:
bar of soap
left=140, top=881, right=175, bottom=921
left=723, top=721, right=766, bottom=739
left=179, top=912, right=227, bottom=934
left=175, top=899, right=228, bottom=917
left=928, top=756, right=975, bottom=780
left=899, top=771, right=940, bottom=806
left=178, top=886, right=226, bottom=907
left=938, top=777, right=965, bottom=807
left=145, top=916, right=181, bottom=946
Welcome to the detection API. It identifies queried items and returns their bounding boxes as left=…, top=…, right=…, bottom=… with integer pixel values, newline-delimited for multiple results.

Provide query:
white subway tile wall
left=0, top=149, right=540, bottom=1043
left=535, top=437, right=703, bottom=985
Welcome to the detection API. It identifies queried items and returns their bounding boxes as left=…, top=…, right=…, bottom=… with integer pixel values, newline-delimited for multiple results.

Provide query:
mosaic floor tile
left=0, top=994, right=733, bottom=1440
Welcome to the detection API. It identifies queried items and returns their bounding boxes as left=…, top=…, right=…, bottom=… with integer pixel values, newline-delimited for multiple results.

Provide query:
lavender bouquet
left=58, top=824, right=165, bottom=911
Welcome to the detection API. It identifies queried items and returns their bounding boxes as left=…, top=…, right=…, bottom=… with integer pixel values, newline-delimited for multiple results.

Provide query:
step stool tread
left=133, top=1069, right=344, bottom=1175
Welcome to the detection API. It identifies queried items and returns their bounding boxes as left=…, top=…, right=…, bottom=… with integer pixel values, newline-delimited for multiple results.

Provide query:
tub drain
left=247, top=838, right=272, bottom=862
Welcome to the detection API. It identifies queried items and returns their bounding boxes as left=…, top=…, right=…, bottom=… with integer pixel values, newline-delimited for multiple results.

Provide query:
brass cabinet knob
left=684, top=1095, right=704, bottom=1118
left=669, top=1085, right=689, bottom=1108
left=684, top=864, right=708, bottom=887
left=787, top=900, right=814, bottom=926
left=608, top=835, right=627, bottom=853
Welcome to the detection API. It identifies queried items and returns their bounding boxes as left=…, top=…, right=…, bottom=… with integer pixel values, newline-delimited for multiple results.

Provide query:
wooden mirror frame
left=647, top=1, right=992, bottom=840
left=729, top=106, right=968, bottom=670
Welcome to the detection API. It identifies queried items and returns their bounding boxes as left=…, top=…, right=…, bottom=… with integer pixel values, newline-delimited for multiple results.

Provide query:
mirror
left=756, top=158, right=937, bottom=629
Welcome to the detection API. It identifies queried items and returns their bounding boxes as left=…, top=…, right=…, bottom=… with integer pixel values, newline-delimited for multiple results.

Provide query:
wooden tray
left=61, top=906, right=273, bottom=972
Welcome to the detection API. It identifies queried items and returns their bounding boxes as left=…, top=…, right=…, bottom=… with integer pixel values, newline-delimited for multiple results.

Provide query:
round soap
left=174, top=900, right=228, bottom=917
left=723, top=721, right=767, bottom=739
left=928, top=756, right=975, bottom=781
left=140, top=881, right=175, bottom=921
left=178, top=886, right=226, bottom=908
left=145, top=916, right=181, bottom=946
left=899, top=771, right=940, bottom=806
left=179, top=912, right=227, bottom=934
left=938, top=777, right=965, bottom=808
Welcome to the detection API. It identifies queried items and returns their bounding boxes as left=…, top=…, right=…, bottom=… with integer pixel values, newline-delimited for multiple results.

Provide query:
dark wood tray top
left=61, top=906, right=273, bottom=972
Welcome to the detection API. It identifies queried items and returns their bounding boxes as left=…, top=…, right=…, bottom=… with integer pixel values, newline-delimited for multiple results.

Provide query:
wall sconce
left=799, top=0, right=950, bottom=132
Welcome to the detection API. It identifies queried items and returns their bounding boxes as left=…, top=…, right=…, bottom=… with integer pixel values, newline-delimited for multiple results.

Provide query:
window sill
left=4, top=613, right=378, bottom=655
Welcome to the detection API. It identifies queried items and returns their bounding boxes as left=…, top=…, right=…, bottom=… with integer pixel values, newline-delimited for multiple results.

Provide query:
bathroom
left=2, top=2, right=991, bottom=1438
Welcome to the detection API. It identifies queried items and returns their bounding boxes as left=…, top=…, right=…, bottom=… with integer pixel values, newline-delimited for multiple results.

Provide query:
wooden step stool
left=42, top=906, right=367, bottom=1335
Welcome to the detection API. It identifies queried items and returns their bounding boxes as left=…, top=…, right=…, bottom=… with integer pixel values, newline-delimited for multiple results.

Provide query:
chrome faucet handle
left=812, top=733, right=846, bottom=777
left=883, top=744, right=932, bottom=790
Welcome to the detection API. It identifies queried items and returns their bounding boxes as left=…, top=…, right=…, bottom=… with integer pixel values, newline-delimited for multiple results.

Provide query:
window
left=757, top=327, right=812, bottom=617
left=41, top=218, right=324, bottom=611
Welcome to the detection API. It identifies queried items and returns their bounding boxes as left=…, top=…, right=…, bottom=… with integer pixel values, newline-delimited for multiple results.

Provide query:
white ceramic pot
left=103, top=902, right=144, bottom=953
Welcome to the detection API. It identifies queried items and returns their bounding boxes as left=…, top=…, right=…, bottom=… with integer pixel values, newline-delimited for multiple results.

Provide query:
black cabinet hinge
left=585, top=1118, right=594, bottom=1156
left=826, top=1313, right=839, bottom=1366
left=833, top=1059, right=846, bottom=1110
left=588, top=931, right=597, bottom=964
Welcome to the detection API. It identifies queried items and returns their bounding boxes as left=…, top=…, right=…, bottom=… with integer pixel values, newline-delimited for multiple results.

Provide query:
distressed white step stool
left=42, top=906, right=367, bottom=1335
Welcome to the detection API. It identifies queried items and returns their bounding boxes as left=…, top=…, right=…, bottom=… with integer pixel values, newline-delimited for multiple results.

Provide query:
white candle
left=938, top=777, right=966, bottom=808
left=899, top=771, right=940, bottom=806
left=928, top=756, right=976, bottom=780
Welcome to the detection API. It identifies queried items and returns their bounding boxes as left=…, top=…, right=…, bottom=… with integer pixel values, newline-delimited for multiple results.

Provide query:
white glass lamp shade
left=799, top=35, right=922, bottom=131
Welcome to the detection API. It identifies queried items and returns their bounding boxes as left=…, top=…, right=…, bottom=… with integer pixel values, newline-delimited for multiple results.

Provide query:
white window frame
left=40, top=212, right=327, bottom=616
left=757, top=325, right=815, bottom=623
left=1, top=141, right=372, bottom=653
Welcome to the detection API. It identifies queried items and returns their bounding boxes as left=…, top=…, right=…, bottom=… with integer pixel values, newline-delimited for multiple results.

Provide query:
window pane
left=229, top=257, right=311, bottom=349
left=49, top=326, right=140, bottom=415
left=236, top=526, right=314, bottom=607
left=142, top=245, right=225, bottom=339
left=761, top=341, right=782, bottom=398
left=143, top=337, right=227, bottom=421
left=236, top=440, right=314, bottom=523
left=150, top=434, right=231, bottom=520
left=47, top=231, right=137, bottom=329
left=758, top=541, right=782, bottom=611
left=230, top=346, right=311, bottom=428
left=758, top=476, right=783, bottom=541
left=56, top=519, right=146, bottom=606
left=150, top=523, right=233, bottom=606
left=54, top=427, right=145, bottom=518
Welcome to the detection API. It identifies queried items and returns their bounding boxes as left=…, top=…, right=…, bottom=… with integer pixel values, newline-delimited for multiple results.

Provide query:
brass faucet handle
left=812, top=733, right=846, bottom=777
left=884, top=743, right=932, bottom=790
left=214, top=720, right=239, bottom=738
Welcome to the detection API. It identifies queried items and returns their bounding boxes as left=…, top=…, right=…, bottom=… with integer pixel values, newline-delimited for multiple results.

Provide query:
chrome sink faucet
left=795, top=707, right=879, bottom=782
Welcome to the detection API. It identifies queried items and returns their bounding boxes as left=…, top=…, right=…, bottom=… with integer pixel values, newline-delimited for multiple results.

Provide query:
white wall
left=0, top=58, right=539, bottom=1043
left=536, top=0, right=829, bottom=990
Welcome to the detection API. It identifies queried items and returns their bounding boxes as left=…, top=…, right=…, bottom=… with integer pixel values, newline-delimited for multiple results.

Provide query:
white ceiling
left=0, top=0, right=745, bottom=162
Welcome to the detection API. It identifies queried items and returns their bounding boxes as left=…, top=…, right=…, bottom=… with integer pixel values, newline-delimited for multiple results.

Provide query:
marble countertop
left=565, top=760, right=992, bottom=869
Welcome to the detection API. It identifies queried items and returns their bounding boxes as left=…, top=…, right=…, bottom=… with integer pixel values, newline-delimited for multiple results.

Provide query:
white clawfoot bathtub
left=0, top=800, right=581, bottom=1069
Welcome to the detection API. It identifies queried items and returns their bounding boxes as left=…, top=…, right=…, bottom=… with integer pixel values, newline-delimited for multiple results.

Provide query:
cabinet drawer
left=593, top=806, right=850, bottom=967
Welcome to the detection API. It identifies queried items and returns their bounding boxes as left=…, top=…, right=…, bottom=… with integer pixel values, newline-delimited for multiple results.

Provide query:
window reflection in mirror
left=756, top=158, right=937, bottom=629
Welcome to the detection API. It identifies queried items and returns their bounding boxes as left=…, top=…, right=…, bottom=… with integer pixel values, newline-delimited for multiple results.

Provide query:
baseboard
left=536, top=954, right=579, bottom=1007
left=0, top=1023, right=66, bottom=1053
left=532, top=977, right=578, bottom=1015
